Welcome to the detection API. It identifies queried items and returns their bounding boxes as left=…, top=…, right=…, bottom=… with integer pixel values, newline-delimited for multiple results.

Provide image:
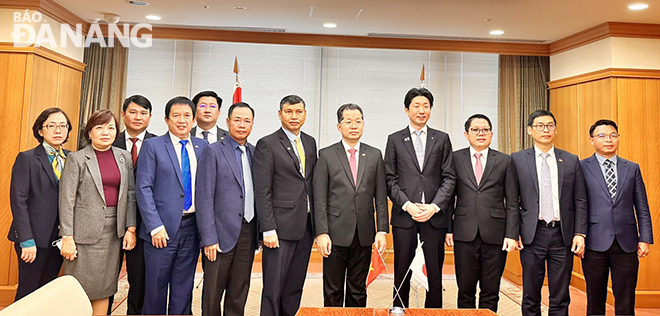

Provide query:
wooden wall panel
left=550, top=85, right=579, bottom=153
left=56, top=64, right=82, bottom=151
left=576, top=78, right=618, bottom=158
left=24, top=56, right=60, bottom=150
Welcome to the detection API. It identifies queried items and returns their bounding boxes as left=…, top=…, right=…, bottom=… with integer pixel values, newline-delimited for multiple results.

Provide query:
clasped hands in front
left=406, top=203, right=436, bottom=222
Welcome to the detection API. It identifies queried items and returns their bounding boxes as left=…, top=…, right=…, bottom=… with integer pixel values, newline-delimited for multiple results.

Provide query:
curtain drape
left=497, top=55, right=550, bottom=153
left=77, top=41, right=128, bottom=148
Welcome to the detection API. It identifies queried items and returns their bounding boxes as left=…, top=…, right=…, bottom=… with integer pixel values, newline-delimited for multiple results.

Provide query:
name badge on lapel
left=404, top=137, right=410, bottom=142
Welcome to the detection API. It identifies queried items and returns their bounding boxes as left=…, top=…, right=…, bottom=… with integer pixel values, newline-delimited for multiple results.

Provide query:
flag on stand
left=409, top=240, right=428, bottom=291
left=419, top=64, right=426, bottom=88
left=366, top=246, right=386, bottom=287
left=232, top=56, right=242, bottom=104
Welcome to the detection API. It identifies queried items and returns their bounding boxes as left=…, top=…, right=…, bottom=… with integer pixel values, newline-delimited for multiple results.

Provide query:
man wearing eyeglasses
left=511, top=110, right=587, bottom=316
left=191, top=91, right=228, bottom=143
left=580, top=119, right=653, bottom=315
left=445, top=114, right=519, bottom=312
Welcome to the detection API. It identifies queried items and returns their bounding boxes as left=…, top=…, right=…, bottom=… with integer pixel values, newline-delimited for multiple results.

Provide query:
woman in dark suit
left=8, top=108, right=72, bottom=300
left=59, top=109, right=136, bottom=315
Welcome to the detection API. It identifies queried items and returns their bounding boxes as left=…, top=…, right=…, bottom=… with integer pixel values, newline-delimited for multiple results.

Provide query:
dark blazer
left=447, top=148, right=520, bottom=244
left=196, top=135, right=257, bottom=252
left=254, top=128, right=317, bottom=241
left=191, top=126, right=228, bottom=142
left=135, top=133, right=208, bottom=242
left=511, top=147, right=588, bottom=246
left=59, top=146, right=136, bottom=244
left=384, top=127, right=456, bottom=229
left=9, top=145, right=70, bottom=247
left=313, top=142, right=389, bottom=248
left=112, top=131, right=158, bottom=151
left=581, top=155, right=653, bottom=252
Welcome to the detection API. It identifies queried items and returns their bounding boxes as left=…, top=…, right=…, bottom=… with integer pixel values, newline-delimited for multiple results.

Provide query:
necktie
left=47, top=148, right=66, bottom=180
left=540, top=152, right=554, bottom=222
left=201, top=130, right=209, bottom=141
left=130, top=137, right=139, bottom=166
left=294, top=136, right=305, bottom=176
left=180, top=140, right=192, bottom=211
left=348, top=148, right=358, bottom=185
left=413, top=130, right=424, bottom=169
left=239, top=146, right=254, bottom=222
left=474, top=152, right=483, bottom=185
left=604, top=159, right=617, bottom=199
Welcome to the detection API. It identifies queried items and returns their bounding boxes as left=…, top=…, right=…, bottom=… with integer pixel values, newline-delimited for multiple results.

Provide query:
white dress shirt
left=534, top=145, right=560, bottom=221
left=124, top=130, right=147, bottom=154
left=402, top=125, right=440, bottom=213
left=196, top=126, right=219, bottom=143
left=469, top=146, right=489, bottom=175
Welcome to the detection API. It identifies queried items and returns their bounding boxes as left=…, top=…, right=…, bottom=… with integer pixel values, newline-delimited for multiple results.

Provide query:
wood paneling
left=0, top=43, right=86, bottom=72
left=576, top=78, right=617, bottom=158
left=550, top=22, right=660, bottom=55
left=56, top=64, right=82, bottom=151
left=548, top=68, right=660, bottom=90
left=550, top=85, right=579, bottom=153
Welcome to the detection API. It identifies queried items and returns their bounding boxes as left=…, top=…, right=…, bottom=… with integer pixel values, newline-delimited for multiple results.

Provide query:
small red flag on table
left=366, top=247, right=386, bottom=287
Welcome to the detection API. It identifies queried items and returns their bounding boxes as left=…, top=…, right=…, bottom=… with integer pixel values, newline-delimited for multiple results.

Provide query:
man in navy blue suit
left=581, top=119, right=653, bottom=315
left=196, top=102, right=257, bottom=316
left=136, top=96, right=208, bottom=315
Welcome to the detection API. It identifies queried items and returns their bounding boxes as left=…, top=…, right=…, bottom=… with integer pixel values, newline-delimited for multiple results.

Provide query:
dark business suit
left=8, top=145, right=68, bottom=300
left=196, top=135, right=258, bottom=316
left=254, top=127, right=317, bottom=316
left=313, top=141, right=389, bottom=307
left=447, top=148, right=519, bottom=312
left=191, top=126, right=228, bottom=143
left=581, top=154, right=654, bottom=315
left=136, top=133, right=208, bottom=315
left=107, top=130, right=156, bottom=315
left=511, top=147, right=587, bottom=316
left=384, top=126, right=456, bottom=308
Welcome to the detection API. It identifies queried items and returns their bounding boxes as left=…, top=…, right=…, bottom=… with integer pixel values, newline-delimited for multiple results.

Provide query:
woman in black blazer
left=8, top=108, right=73, bottom=300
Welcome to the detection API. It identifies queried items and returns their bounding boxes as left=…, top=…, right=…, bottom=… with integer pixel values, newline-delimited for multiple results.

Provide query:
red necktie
left=130, top=138, right=139, bottom=166
left=474, top=152, right=483, bottom=185
left=348, top=148, right=358, bottom=185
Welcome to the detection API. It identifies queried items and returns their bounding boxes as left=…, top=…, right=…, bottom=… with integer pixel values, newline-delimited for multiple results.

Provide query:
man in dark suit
left=445, top=114, right=519, bottom=312
left=196, top=102, right=258, bottom=316
left=511, top=110, right=587, bottom=316
left=190, top=91, right=228, bottom=143
left=136, top=96, right=208, bottom=315
left=385, top=87, right=456, bottom=308
left=108, top=95, right=156, bottom=315
left=313, top=103, right=389, bottom=307
left=581, top=119, right=653, bottom=315
left=254, top=95, right=317, bottom=316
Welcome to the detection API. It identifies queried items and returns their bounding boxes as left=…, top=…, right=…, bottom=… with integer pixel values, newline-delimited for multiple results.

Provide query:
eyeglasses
left=198, top=103, right=218, bottom=109
left=43, top=123, right=69, bottom=131
left=469, top=128, right=491, bottom=135
left=340, top=120, right=364, bottom=127
left=531, top=123, right=556, bottom=131
left=593, top=133, right=619, bottom=140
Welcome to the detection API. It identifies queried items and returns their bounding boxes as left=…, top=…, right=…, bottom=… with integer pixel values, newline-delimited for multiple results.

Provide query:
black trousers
left=392, top=222, right=445, bottom=308
left=14, top=243, right=62, bottom=300
left=454, top=231, right=507, bottom=312
left=583, top=239, right=639, bottom=315
left=202, top=219, right=257, bottom=316
left=260, top=214, right=313, bottom=316
left=322, top=232, right=371, bottom=307
left=520, top=223, right=573, bottom=316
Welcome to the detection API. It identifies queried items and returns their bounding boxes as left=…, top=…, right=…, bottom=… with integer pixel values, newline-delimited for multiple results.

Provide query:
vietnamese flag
left=232, top=56, right=242, bottom=103
left=366, top=247, right=386, bottom=287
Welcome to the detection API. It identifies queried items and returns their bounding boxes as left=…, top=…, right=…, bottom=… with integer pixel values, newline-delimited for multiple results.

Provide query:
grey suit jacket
left=59, top=146, right=136, bottom=244
left=447, top=148, right=520, bottom=244
left=313, top=142, right=389, bottom=248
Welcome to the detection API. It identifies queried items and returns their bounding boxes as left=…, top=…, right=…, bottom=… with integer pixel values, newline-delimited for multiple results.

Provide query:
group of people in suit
left=7, top=85, right=653, bottom=316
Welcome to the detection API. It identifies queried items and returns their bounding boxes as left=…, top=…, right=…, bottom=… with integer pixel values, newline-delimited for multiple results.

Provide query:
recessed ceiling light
left=323, top=23, right=337, bottom=28
left=126, top=0, right=149, bottom=6
left=233, top=5, right=246, bottom=10
left=145, top=15, right=161, bottom=21
left=490, top=30, right=504, bottom=35
left=628, top=3, right=649, bottom=10
left=203, top=5, right=210, bottom=9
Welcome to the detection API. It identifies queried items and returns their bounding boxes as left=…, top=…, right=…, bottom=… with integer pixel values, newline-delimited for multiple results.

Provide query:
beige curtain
left=497, top=55, right=550, bottom=153
left=77, top=41, right=128, bottom=147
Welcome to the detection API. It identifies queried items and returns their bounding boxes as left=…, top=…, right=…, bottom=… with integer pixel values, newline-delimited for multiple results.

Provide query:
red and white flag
left=409, top=240, right=428, bottom=291
left=366, top=246, right=387, bottom=287
left=232, top=56, right=242, bottom=104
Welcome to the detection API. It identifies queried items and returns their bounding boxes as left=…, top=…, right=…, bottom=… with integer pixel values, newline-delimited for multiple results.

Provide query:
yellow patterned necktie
left=294, top=136, right=305, bottom=176
left=50, top=149, right=66, bottom=180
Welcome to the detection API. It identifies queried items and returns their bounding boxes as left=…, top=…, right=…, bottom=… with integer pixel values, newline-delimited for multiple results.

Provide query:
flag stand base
left=389, top=306, right=405, bottom=315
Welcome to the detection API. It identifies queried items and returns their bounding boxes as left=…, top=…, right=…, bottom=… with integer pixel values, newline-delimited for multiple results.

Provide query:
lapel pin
left=558, top=158, right=563, bottom=163
left=220, top=136, right=225, bottom=140
left=119, top=157, right=125, bottom=163
left=431, top=137, right=434, bottom=140
left=404, top=137, right=410, bottom=141
left=287, top=147, right=292, bottom=151
left=362, top=153, right=366, bottom=157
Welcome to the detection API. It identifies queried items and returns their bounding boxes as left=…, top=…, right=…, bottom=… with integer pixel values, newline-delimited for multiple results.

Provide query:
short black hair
left=404, top=87, right=434, bottom=109
left=527, top=110, right=556, bottom=127
left=165, top=96, right=196, bottom=118
left=83, top=109, right=119, bottom=142
left=227, top=102, right=255, bottom=119
left=192, top=91, right=222, bottom=109
left=589, top=119, right=618, bottom=137
left=122, top=95, right=152, bottom=112
left=336, top=103, right=363, bottom=123
left=279, top=95, right=306, bottom=110
left=32, top=107, right=72, bottom=144
left=464, top=114, right=492, bottom=132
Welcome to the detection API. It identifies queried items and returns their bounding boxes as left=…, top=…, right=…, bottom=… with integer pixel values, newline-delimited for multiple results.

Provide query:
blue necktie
left=180, top=140, right=192, bottom=211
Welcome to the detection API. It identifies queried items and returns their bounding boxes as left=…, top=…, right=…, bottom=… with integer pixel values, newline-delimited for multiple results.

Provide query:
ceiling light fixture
left=628, top=3, right=649, bottom=10
left=126, top=0, right=149, bottom=6
left=323, top=23, right=337, bottom=28
left=490, top=30, right=504, bottom=35
left=233, top=5, right=246, bottom=10
left=104, top=14, right=120, bottom=24
left=145, top=15, right=161, bottom=21
left=204, top=5, right=210, bottom=9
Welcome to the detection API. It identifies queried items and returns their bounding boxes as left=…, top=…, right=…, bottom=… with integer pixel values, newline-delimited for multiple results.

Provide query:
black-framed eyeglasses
left=43, top=123, right=69, bottom=131
left=593, top=133, right=619, bottom=140
left=469, top=128, right=491, bottom=135
left=531, top=123, right=556, bottom=131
